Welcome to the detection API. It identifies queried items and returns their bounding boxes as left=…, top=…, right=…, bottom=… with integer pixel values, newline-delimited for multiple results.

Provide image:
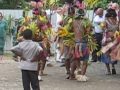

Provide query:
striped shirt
left=11, top=40, right=43, bottom=71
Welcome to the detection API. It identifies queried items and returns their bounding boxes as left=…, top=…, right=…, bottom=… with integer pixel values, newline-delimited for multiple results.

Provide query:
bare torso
left=73, top=19, right=83, bottom=42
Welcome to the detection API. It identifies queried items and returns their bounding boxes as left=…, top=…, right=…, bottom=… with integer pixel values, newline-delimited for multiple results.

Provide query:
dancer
left=58, top=6, right=75, bottom=78
left=38, top=37, right=51, bottom=76
left=101, top=8, right=119, bottom=75
left=72, top=9, right=93, bottom=81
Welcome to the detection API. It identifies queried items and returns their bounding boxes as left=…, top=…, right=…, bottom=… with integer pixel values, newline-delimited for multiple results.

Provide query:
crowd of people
left=0, top=0, right=120, bottom=90
left=54, top=0, right=120, bottom=81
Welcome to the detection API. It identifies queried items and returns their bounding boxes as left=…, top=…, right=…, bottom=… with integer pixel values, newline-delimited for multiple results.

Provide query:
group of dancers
left=53, top=0, right=120, bottom=81
left=12, top=0, right=120, bottom=83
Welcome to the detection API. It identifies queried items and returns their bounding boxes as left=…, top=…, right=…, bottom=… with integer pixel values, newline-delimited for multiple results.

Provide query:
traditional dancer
left=73, top=9, right=95, bottom=81
left=38, top=37, right=51, bottom=76
left=101, top=8, right=119, bottom=75
left=58, top=6, right=75, bottom=78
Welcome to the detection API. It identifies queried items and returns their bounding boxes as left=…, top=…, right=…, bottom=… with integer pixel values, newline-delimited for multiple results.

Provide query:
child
left=11, top=29, right=42, bottom=90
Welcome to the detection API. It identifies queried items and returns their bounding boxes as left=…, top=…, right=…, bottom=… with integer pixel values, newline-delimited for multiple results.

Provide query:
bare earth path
left=0, top=56, right=120, bottom=90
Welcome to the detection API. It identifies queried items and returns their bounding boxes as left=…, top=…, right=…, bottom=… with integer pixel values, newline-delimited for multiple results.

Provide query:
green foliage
left=86, top=0, right=120, bottom=9
left=4, top=15, right=14, bottom=35
left=45, top=0, right=63, bottom=9
left=96, top=0, right=108, bottom=9
left=0, top=0, right=65, bottom=9
left=20, top=0, right=30, bottom=9
left=0, top=0, right=30, bottom=9
left=0, top=0, right=119, bottom=10
left=45, top=0, right=51, bottom=9
left=0, top=0, right=20, bottom=9
left=81, top=18, right=92, bottom=29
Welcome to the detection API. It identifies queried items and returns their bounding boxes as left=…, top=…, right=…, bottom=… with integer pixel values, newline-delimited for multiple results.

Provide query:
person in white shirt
left=93, top=8, right=105, bottom=33
left=92, top=8, right=105, bottom=62
left=11, top=29, right=43, bottom=90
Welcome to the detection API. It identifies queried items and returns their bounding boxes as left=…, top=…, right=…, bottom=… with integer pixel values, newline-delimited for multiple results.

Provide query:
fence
left=0, top=9, right=94, bottom=52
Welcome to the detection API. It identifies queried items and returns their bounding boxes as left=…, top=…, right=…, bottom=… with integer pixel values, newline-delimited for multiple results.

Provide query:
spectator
left=0, top=12, right=8, bottom=60
left=92, top=8, right=105, bottom=62
left=11, top=29, right=42, bottom=90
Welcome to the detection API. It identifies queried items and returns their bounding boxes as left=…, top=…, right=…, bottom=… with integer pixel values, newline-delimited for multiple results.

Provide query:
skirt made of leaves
left=80, top=43, right=89, bottom=61
left=74, top=42, right=89, bottom=61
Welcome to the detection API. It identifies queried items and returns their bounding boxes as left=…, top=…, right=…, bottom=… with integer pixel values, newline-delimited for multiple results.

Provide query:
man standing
left=0, top=12, right=7, bottom=60
left=92, top=8, right=105, bottom=62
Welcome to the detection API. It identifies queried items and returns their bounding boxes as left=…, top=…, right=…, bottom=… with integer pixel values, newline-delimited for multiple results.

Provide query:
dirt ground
left=0, top=56, right=120, bottom=90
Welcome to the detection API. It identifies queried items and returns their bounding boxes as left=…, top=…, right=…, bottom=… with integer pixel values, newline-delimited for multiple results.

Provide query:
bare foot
left=47, top=63, right=53, bottom=67
left=69, top=75, right=76, bottom=80
left=69, top=77, right=76, bottom=80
